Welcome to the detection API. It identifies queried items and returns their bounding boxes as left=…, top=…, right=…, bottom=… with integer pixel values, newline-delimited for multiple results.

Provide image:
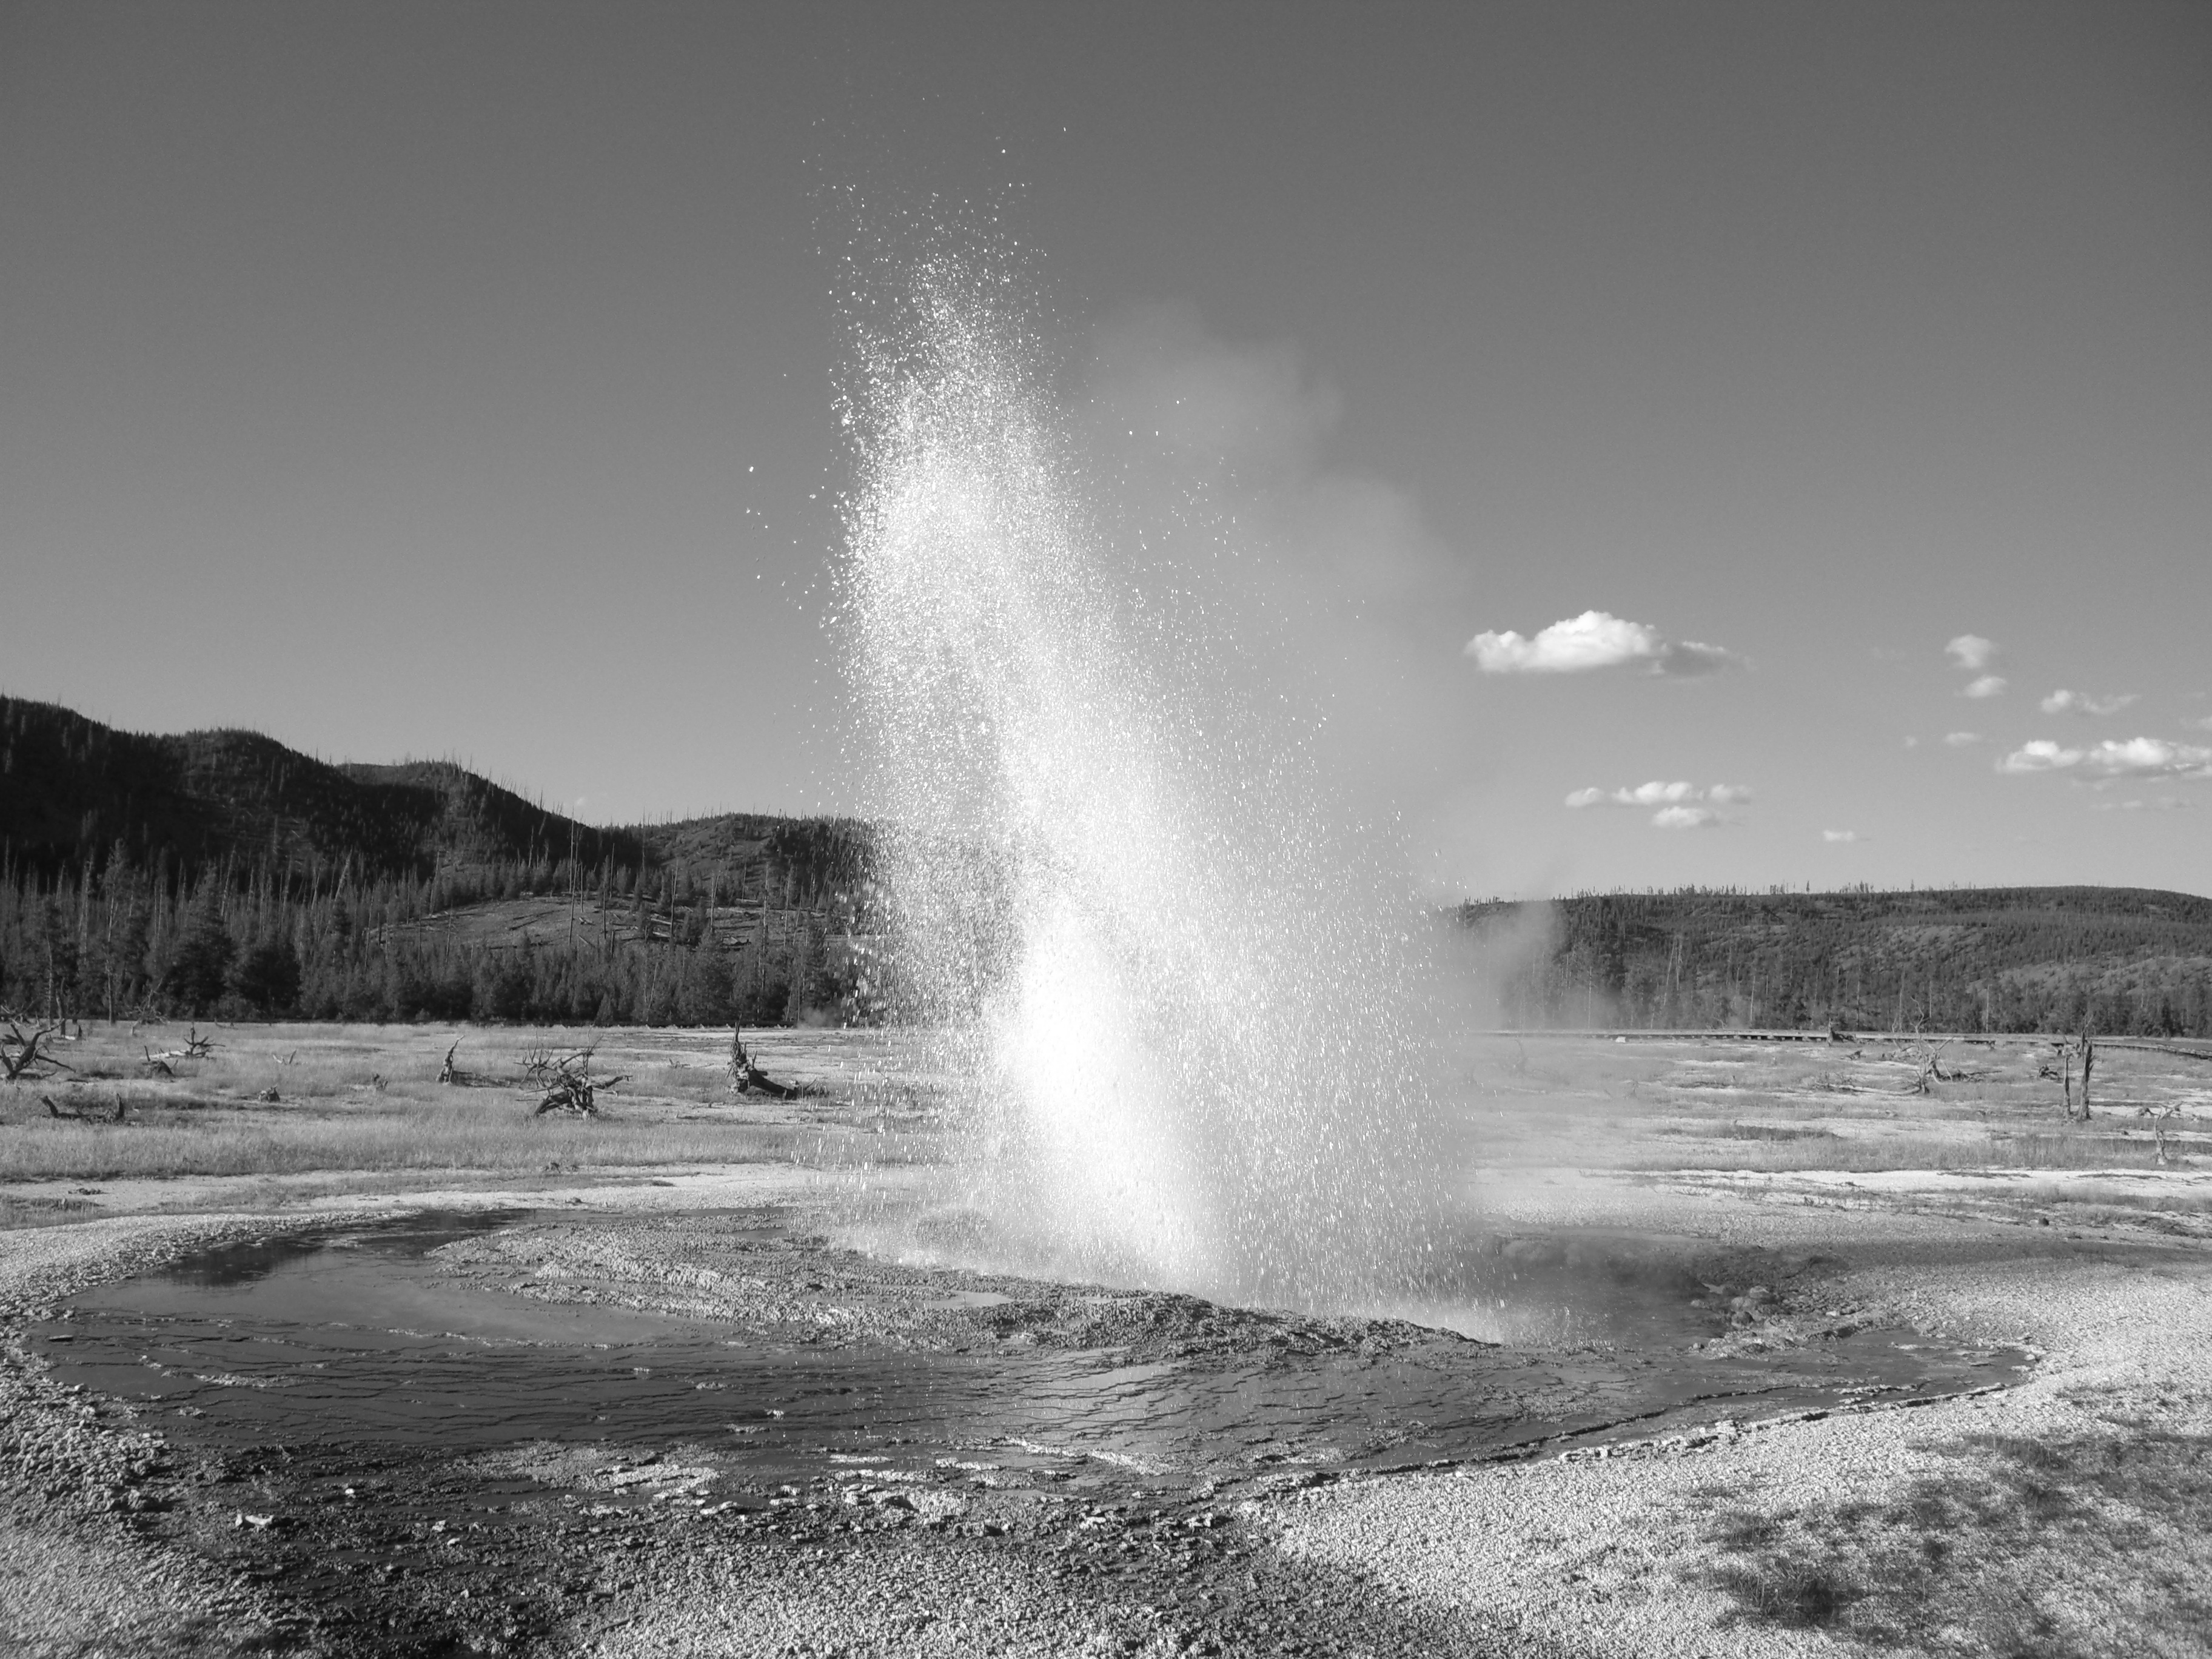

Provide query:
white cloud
left=2040, top=689, right=2137, bottom=717
left=1562, top=780, right=1750, bottom=828
left=1999, top=736, right=2212, bottom=779
left=1946, top=634, right=1997, bottom=671
left=1998, top=740, right=2083, bottom=774
left=1963, top=675, right=2008, bottom=699
left=2090, top=797, right=2196, bottom=813
left=1943, top=731, right=1982, bottom=747
left=2083, top=737, right=2212, bottom=778
left=1822, top=830, right=1863, bottom=843
left=1903, top=735, right=1921, bottom=749
left=1614, top=779, right=1699, bottom=806
left=1473, top=611, right=1657, bottom=673
left=2188, top=715, right=2212, bottom=733
left=1467, top=610, right=1741, bottom=677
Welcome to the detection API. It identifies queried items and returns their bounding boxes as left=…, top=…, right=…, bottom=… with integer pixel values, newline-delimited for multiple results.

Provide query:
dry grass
left=0, top=1102, right=824, bottom=1181
left=1615, top=1129, right=2200, bottom=1175
left=4, top=1022, right=2204, bottom=1190
left=0, top=1022, right=920, bottom=1182
left=1456, top=1033, right=2209, bottom=1182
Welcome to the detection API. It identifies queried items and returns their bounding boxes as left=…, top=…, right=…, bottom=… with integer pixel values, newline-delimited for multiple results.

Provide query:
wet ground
left=18, top=1208, right=2032, bottom=1654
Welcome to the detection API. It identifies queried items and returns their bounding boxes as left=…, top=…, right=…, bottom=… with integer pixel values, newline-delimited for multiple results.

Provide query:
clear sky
left=5, top=2, right=2207, bottom=897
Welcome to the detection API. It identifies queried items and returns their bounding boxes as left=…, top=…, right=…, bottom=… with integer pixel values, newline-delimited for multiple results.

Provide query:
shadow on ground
left=1704, top=1405, right=2212, bottom=1657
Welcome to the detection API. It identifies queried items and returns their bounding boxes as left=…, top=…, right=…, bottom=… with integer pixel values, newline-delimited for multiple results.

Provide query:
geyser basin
left=40, top=1212, right=2027, bottom=1486
left=28, top=1210, right=2032, bottom=1652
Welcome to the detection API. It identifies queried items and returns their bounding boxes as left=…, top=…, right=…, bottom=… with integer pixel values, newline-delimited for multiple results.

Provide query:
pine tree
left=168, top=880, right=237, bottom=1014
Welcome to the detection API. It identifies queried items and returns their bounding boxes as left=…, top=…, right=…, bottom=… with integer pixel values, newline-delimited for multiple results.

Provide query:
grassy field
left=1455, top=1030, right=2211, bottom=1168
left=0, top=1022, right=928, bottom=1190
left=3, top=1022, right=2205, bottom=1209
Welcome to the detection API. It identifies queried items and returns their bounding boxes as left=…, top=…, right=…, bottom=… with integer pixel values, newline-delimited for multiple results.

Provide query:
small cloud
left=1561, top=780, right=1751, bottom=826
left=1963, top=675, right=2008, bottom=699
left=1903, top=735, right=1920, bottom=749
left=2000, top=736, right=2212, bottom=779
left=1998, top=740, right=2083, bottom=774
left=1613, top=779, right=1699, bottom=807
left=1655, top=640, right=1745, bottom=677
left=1943, top=731, right=1983, bottom=747
left=2090, top=797, right=2196, bottom=813
left=1467, top=610, right=1741, bottom=677
left=2040, top=689, right=2137, bottom=717
left=1946, top=634, right=1997, bottom=671
left=1822, top=830, right=1863, bottom=843
left=2187, top=714, right=2212, bottom=733
left=2082, top=737, right=2212, bottom=779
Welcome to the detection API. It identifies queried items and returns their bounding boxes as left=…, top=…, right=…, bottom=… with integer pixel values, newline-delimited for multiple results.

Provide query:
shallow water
left=38, top=1210, right=2029, bottom=1496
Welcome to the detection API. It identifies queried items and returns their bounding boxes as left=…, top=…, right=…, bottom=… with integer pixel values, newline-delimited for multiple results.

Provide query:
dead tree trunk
left=729, top=1029, right=800, bottom=1100
left=532, top=1050, right=625, bottom=1116
left=2077, top=1026, right=2094, bottom=1119
left=2, top=1021, right=73, bottom=1082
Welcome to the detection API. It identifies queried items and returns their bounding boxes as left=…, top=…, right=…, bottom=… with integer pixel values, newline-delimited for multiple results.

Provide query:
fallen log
left=532, top=1050, right=625, bottom=1116
left=42, top=1093, right=126, bottom=1123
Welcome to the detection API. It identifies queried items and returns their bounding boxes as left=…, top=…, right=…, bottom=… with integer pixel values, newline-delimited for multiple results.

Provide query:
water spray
left=837, top=221, right=1448, bottom=1309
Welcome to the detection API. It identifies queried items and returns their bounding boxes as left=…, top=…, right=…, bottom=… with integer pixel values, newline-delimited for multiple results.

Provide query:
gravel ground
left=4, top=1171, right=2207, bottom=1657
left=1269, top=1181, right=2212, bottom=1658
left=0, top=1210, right=352, bottom=1658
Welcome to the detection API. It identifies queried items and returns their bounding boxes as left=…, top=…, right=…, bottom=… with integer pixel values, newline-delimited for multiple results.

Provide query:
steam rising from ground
left=837, top=225, right=1449, bottom=1307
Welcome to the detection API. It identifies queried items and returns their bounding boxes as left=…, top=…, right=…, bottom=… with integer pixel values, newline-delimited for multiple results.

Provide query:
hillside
left=0, top=697, right=642, bottom=886
left=7, top=699, right=2207, bottom=1034
left=0, top=697, right=866, bottom=900
left=1458, top=887, right=2212, bottom=1037
left=0, top=699, right=874, bottom=1026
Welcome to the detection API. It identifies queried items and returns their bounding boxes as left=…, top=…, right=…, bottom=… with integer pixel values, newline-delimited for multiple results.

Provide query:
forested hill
left=0, top=696, right=636, bottom=886
left=0, top=697, right=863, bottom=900
left=10, top=699, right=2205, bottom=1036
left=1459, top=886, right=2212, bottom=1037
left=0, top=697, right=873, bottom=1027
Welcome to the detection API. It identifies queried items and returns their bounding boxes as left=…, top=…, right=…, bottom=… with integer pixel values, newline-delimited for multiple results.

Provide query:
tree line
left=0, top=845, right=863, bottom=1028
left=1459, top=887, right=2212, bottom=1037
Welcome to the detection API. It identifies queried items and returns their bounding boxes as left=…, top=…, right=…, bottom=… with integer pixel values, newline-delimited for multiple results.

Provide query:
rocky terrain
left=4, top=1028, right=2208, bottom=1655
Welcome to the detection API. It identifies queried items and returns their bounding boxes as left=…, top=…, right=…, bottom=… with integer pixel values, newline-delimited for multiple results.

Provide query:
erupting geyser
left=838, top=226, right=1449, bottom=1309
